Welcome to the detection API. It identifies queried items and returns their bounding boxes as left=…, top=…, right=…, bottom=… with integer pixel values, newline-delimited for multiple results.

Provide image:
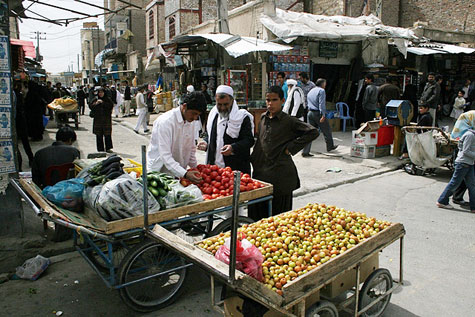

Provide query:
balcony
left=105, top=38, right=128, bottom=54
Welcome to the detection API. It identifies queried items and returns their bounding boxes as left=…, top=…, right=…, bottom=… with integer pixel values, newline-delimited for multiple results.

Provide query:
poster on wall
left=0, top=36, right=8, bottom=71
left=0, top=139, right=15, bottom=173
left=0, top=106, right=10, bottom=137
left=0, top=71, right=10, bottom=105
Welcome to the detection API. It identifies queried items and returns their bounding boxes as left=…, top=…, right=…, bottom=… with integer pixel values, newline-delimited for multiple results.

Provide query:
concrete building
left=80, top=22, right=105, bottom=85
left=310, top=0, right=474, bottom=44
left=102, top=0, right=147, bottom=84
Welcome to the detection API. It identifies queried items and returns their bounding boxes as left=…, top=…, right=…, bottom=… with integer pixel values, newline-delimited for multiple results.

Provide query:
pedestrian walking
left=76, top=86, right=87, bottom=115
left=437, top=111, right=475, bottom=212
left=302, top=79, right=338, bottom=156
left=134, top=85, right=149, bottom=134
left=283, top=79, right=305, bottom=121
left=90, top=88, right=114, bottom=152
left=123, top=80, right=132, bottom=117
left=362, top=74, right=378, bottom=122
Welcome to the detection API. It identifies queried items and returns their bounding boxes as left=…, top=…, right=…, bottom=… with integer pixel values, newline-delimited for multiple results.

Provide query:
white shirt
left=136, top=92, right=146, bottom=109
left=210, top=113, right=229, bottom=168
left=146, top=107, right=197, bottom=177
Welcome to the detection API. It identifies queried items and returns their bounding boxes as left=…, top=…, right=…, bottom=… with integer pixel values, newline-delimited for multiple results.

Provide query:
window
left=169, top=16, right=175, bottom=39
left=148, top=11, right=154, bottom=39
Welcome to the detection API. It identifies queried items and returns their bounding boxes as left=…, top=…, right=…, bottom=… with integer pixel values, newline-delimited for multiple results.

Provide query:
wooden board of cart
left=19, top=178, right=273, bottom=235
left=150, top=221, right=404, bottom=310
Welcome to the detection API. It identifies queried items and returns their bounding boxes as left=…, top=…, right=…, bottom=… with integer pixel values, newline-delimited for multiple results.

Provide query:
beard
left=219, top=110, right=230, bottom=119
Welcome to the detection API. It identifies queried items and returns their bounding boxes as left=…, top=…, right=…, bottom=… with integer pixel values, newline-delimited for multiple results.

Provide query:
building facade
left=80, top=23, right=105, bottom=85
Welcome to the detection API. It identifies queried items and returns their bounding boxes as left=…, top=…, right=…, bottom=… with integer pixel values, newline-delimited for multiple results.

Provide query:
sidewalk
left=113, top=112, right=403, bottom=198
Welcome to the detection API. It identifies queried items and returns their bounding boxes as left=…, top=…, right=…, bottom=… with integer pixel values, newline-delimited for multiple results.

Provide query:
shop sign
left=319, top=41, right=338, bottom=58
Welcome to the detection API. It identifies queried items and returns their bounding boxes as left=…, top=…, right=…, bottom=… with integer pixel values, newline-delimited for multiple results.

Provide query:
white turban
left=286, top=79, right=297, bottom=86
left=186, top=85, right=195, bottom=93
left=216, top=85, right=234, bottom=97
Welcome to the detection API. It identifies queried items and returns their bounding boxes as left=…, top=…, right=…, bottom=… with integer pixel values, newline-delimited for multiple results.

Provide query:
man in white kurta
left=146, top=91, right=207, bottom=183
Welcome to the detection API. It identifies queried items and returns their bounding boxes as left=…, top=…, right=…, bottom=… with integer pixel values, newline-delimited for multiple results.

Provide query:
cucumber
left=158, top=188, right=168, bottom=197
left=147, top=174, right=154, bottom=181
left=150, top=180, right=158, bottom=188
left=150, top=187, right=159, bottom=197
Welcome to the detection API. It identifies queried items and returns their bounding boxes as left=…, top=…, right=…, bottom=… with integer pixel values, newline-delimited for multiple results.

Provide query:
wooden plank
left=151, top=225, right=283, bottom=307
left=281, top=223, right=405, bottom=305
left=105, top=182, right=273, bottom=234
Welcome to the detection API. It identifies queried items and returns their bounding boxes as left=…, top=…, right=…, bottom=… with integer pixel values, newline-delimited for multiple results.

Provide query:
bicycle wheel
left=358, top=268, right=393, bottom=317
left=118, top=240, right=188, bottom=312
left=208, top=216, right=255, bottom=237
left=306, top=300, right=339, bottom=317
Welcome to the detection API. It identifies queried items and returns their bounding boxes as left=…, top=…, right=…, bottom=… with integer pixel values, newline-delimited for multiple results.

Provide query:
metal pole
left=399, top=236, right=404, bottom=286
left=141, top=145, right=149, bottom=229
left=228, top=171, right=241, bottom=284
left=354, top=264, right=361, bottom=317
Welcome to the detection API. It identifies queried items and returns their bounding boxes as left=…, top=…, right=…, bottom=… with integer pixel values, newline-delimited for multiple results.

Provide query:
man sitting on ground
left=32, top=126, right=80, bottom=189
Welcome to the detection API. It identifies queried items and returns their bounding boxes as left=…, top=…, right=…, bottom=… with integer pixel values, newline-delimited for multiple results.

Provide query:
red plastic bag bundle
left=215, top=233, right=264, bottom=281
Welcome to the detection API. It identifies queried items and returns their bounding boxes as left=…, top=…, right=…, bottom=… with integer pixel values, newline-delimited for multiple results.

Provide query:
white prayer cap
left=216, top=85, right=234, bottom=97
left=186, top=85, right=195, bottom=93
left=286, top=79, right=297, bottom=86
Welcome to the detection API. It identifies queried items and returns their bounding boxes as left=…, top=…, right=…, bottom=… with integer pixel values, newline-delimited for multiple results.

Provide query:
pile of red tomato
left=186, top=164, right=265, bottom=200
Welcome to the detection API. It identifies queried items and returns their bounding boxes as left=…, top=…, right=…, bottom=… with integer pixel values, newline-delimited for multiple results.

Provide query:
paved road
left=2, top=168, right=474, bottom=316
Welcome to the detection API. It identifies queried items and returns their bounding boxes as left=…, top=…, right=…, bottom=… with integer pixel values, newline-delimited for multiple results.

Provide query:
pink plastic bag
left=215, top=233, right=264, bottom=281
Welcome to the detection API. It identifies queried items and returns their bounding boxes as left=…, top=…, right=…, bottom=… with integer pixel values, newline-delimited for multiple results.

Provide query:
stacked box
left=351, top=144, right=376, bottom=159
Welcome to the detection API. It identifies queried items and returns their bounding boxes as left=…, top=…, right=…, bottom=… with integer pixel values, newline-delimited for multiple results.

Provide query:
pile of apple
left=198, top=203, right=391, bottom=295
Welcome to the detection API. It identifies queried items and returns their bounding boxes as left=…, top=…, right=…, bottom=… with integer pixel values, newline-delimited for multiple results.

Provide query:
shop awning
left=94, top=49, right=115, bottom=66
left=10, top=39, right=36, bottom=59
left=260, top=9, right=418, bottom=43
left=407, top=43, right=475, bottom=55
left=165, top=33, right=293, bottom=58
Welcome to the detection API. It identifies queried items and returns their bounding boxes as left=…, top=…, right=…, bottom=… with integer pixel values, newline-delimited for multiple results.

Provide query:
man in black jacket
left=123, top=80, right=132, bottom=117
left=197, top=85, right=254, bottom=174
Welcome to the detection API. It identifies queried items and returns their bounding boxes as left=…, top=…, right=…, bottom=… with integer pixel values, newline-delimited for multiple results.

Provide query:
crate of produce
left=352, top=130, right=378, bottom=146
left=350, top=144, right=375, bottom=159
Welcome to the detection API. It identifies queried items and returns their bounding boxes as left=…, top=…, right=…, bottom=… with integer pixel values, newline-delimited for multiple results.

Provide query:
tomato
left=218, top=168, right=224, bottom=174
left=211, top=194, right=219, bottom=199
left=215, top=175, right=222, bottom=182
left=204, top=168, right=211, bottom=174
left=211, top=180, right=217, bottom=186
left=240, top=185, right=246, bottom=192
left=224, top=167, right=232, bottom=172
left=223, top=182, right=229, bottom=189
left=242, top=173, right=250, bottom=179
left=205, top=176, right=212, bottom=183
left=220, top=190, right=227, bottom=195
left=180, top=178, right=192, bottom=187
left=247, top=184, right=254, bottom=191
left=219, top=186, right=224, bottom=190
left=210, top=171, right=218, bottom=179
left=204, top=187, right=213, bottom=195
left=229, top=185, right=234, bottom=190
left=214, top=182, right=221, bottom=188
left=210, top=165, right=219, bottom=171
left=197, top=164, right=205, bottom=170
left=222, top=177, right=230, bottom=184
left=213, top=188, right=219, bottom=194
left=202, top=194, right=211, bottom=200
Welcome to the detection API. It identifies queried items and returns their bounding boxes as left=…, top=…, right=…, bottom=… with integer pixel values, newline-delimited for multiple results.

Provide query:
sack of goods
left=47, top=97, right=78, bottom=112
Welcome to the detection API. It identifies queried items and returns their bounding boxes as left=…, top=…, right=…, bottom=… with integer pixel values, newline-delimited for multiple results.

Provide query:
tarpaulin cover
left=95, top=49, right=114, bottom=66
left=260, top=9, right=417, bottom=43
left=10, top=39, right=36, bottom=59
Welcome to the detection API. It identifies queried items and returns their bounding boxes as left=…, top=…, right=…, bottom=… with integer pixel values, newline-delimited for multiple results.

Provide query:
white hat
left=216, top=85, right=234, bottom=97
left=186, top=85, right=195, bottom=93
left=286, top=79, right=297, bottom=86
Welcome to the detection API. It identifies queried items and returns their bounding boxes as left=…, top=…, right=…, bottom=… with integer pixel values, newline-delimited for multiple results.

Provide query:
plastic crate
left=377, top=125, right=394, bottom=146
left=351, top=144, right=376, bottom=159
left=352, top=131, right=378, bottom=146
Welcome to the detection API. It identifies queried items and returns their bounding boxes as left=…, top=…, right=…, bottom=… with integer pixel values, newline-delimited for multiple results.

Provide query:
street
left=2, top=114, right=474, bottom=316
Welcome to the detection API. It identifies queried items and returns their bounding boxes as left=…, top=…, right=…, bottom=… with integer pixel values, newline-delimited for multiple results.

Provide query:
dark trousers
left=79, top=101, right=85, bottom=115
left=248, top=192, right=293, bottom=222
left=96, top=134, right=113, bottom=152
left=303, top=110, right=334, bottom=153
left=364, top=109, right=376, bottom=122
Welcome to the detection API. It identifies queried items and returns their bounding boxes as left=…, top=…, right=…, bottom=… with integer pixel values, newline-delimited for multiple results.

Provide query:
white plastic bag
left=164, top=183, right=203, bottom=209
left=16, top=255, right=50, bottom=280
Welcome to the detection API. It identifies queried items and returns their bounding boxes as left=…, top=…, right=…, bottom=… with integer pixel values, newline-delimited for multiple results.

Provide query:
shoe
left=302, top=153, right=314, bottom=157
left=134, top=130, right=139, bottom=134
left=436, top=202, right=454, bottom=209
left=144, top=129, right=150, bottom=133
left=453, top=199, right=469, bottom=206
left=106, top=149, right=114, bottom=153
left=327, top=145, right=339, bottom=152
left=399, top=154, right=409, bottom=160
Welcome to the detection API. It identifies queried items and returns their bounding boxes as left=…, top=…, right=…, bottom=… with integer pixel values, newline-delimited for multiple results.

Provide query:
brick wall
left=312, top=0, right=344, bottom=16
left=400, top=0, right=474, bottom=33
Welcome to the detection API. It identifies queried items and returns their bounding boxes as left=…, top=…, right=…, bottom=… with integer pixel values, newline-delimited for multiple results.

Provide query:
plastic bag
left=83, top=184, right=103, bottom=210
left=16, top=255, right=50, bottom=280
left=164, top=183, right=203, bottom=209
left=215, top=234, right=264, bottom=281
left=94, top=174, right=160, bottom=221
left=42, top=178, right=85, bottom=212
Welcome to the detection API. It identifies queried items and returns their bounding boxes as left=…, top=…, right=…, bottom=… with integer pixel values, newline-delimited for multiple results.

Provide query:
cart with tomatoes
left=9, top=148, right=274, bottom=313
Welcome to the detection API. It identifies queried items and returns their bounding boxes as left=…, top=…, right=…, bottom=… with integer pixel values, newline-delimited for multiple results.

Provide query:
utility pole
left=30, top=31, right=46, bottom=62
left=216, top=0, right=230, bottom=34
left=77, top=54, right=80, bottom=75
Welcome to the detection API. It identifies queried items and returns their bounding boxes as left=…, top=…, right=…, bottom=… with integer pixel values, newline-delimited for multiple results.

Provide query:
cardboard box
left=375, top=145, right=391, bottom=157
left=351, top=144, right=376, bottom=159
left=356, top=120, right=381, bottom=134
left=352, top=131, right=378, bottom=146
left=328, top=118, right=341, bottom=132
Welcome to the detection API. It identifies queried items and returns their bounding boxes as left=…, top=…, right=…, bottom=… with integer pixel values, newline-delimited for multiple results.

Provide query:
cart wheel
left=358, top=268, right=393, bottom=317
left=118, top=240, right=188, bottom=312
left=82, top=237, right=140, bottom=272
left=306, top=300, right=339, bottom=317
left=207, top=216, right=255, bottom=237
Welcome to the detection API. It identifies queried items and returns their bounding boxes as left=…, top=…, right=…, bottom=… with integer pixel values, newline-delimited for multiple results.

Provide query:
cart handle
left=10, top=178, right=42, bottom=216
left=401, top=126, right=452, bottom=143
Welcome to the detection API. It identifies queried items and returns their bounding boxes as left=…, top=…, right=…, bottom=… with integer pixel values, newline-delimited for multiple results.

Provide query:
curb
left=294, top=163, right=403, bottom=198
